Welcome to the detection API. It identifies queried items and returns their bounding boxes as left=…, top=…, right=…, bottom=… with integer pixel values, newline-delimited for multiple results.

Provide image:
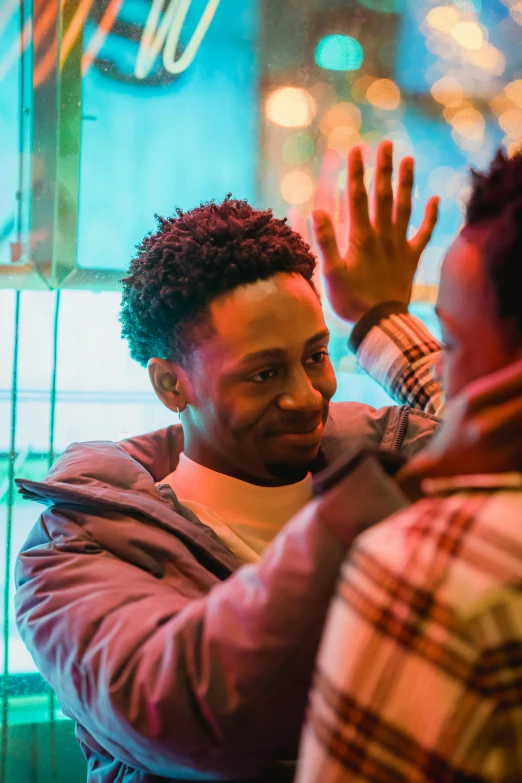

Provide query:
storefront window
left=1, top=1, right=521, bottom=779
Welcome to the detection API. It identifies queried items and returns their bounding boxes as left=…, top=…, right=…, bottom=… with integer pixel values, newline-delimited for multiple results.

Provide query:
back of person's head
left=119, top=196, right=318, bottom=367
left=465, top=149, right=522, bottom=340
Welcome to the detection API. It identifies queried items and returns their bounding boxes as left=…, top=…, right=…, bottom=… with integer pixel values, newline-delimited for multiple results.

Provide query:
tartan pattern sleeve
left=296, top=489, right=522, bottom=783
left=355, top=312, right=444, bottom=416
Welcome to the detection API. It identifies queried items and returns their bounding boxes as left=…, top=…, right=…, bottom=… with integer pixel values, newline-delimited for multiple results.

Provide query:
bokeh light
left=320, top=102, right=362, bottom=136
left=505, top=80, right=522, bottom=108
left=466, top=43, right=505, bottom=75
left=450, top=21, right=484, bottom=50
left=366, top=79, right=401, bottom=110
left=282, top=133, right=315, bottom=165
left=265, top=87, right=316, bottom=128
left=450, top=106, right=485, bottom=141
left=351, top=74, right=376, bottom=103
left=327, top=126, right=361, bottom=154
left=430, top=76, right=464, bottom=105
left=280, top=171, right=314, bottom=204
left=498, top=108, right=522, bottom=138
left=426, top=6, right=460, bottom=32
left=509, top=1, right=522, bottom=24
left=315, top=35, right=364, bottom=71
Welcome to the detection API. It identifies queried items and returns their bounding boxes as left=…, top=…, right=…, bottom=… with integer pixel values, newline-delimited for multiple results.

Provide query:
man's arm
left=350, top=303, right=443, bottom=416
left=15, top=458, right=408, bottom=780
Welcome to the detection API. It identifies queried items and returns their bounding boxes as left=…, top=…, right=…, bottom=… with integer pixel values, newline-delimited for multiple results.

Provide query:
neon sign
left=136, top=0, right=221, bottom=80
left=0, top=0, right=223, bottom=87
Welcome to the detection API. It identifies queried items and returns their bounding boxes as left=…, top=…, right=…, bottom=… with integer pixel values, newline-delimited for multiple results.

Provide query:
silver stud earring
left=176, top=406, right=181, bottom=421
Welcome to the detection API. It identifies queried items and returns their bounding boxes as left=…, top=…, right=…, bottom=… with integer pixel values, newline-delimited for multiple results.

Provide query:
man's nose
left=277, top=368, right=323, bottom=412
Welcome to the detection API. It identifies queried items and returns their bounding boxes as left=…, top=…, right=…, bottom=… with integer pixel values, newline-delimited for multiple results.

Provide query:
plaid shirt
left=297, top=474, right=522, bottom=783
left=356, top=310, right=443, bottom=416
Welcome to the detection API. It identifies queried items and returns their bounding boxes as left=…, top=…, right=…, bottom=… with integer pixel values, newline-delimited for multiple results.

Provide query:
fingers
left=347, top=146, right=371, bottom=241
left=394, top=156, right=414, bottom=239
left=311, top=210, right=343, bottom=275
left=372, top=140, right=394, bottom=234
left=465, top=358, right=522, bottom=413
left=409, top=196, right=439, bottom=258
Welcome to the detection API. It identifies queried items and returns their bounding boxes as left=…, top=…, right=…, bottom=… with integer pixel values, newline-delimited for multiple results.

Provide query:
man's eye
left=250, top=369, right=277, bottom=383
left=305, top=349, right=329, bottom=365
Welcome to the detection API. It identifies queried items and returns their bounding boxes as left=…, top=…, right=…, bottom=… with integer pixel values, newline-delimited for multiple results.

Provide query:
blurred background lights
left=266, top=87, right=316, bottom=128
left=426, top=6, right=460, bottom=32
left=280, top=171, right=314, bottom=204
left=351, top=75, right=375, bottom=102
left=366, top=79, right=401, bottom=110
left=450, top=106, right=485, bottom=140
left=455, top=0, right=482, bottom=10
left=466, top=44, right=505, bottom=75
left=498, top=108, right=522, bottom=138
left=450, top=21, right=484, bottom=50
left=427, top=166, right=465, bottom=198
left=282, top=133, right=315, bottom=165
left=509, top=1, right=522, bottom=24
left=327, top=126, right=361, bottom=154
left=505, top=80, right=522, bottom=107
left=430, top=76, right=464, bottom=105
left=315, top=34, right=364, bottom=71
left=320, top=102, right=362, bottom=136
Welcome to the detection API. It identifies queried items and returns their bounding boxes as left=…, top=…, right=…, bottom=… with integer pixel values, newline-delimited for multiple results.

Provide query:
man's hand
left=398, top=359, right=522, bottom=498
left=312, top=140, right=439, bottom=323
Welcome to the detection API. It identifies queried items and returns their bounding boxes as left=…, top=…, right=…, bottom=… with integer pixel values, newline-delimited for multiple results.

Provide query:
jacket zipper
left=391, top=405, right=409, bottom=453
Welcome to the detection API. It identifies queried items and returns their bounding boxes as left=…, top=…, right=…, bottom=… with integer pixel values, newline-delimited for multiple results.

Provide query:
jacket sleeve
left=349, top=303, right=444, bottom=417
left=14, top=458, right=409, bottom=779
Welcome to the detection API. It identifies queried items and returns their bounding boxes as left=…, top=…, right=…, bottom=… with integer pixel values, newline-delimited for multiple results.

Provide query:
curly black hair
left=465, top=149, right=522, bottom=337
left=119, top=197, right=318, bottom=367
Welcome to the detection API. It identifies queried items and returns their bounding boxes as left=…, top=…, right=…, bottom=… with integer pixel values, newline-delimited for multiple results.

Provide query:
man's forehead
left=213, top=274, right=322, bottom=330
left=203, top=273, right=326, bottom=357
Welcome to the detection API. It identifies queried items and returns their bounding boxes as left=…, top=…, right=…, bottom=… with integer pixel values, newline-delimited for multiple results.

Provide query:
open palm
left=311, top=140, right=439, bottom=323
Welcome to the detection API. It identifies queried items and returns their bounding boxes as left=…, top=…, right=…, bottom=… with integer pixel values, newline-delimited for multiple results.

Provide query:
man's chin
left=264, top=446, right=321, bottom=482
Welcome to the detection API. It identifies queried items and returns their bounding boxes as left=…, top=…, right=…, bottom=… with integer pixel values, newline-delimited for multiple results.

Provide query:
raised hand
left=312, top=140, right=439, bottom=323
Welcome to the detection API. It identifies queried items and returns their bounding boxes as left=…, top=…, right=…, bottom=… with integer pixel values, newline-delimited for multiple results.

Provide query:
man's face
left=181, top=272, right=337, bottom=484
left=436, top=226, right=522, bottom=399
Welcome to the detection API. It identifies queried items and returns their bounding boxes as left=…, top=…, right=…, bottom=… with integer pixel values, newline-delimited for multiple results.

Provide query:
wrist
left=349, top=300, right=409, bottom=353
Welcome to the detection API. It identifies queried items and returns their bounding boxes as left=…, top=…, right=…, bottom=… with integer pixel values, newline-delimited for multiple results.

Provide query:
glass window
left=1, top=1, right=521, bottom=779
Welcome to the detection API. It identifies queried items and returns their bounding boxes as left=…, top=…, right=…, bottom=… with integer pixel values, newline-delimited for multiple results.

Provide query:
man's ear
left=148, top=358, right=189, bottom=414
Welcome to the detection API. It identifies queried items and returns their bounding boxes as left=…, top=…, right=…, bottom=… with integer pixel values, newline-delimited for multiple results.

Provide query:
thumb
left=311, top=210, right=343, bottom=275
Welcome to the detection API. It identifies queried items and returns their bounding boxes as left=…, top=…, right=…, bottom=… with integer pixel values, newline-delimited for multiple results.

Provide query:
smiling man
left=14, top=145, right=443, bottom=783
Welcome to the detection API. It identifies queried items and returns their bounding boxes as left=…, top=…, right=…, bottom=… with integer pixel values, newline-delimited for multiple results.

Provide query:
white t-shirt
left=160, top=452, right=313, bottom=563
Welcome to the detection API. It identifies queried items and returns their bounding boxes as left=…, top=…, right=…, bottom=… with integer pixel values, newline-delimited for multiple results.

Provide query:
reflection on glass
left=0, top=1, right=521, bottom=778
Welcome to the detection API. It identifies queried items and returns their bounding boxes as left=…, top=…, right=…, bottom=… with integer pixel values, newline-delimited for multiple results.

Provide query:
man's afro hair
left=119, top=197, right=318, bottom=367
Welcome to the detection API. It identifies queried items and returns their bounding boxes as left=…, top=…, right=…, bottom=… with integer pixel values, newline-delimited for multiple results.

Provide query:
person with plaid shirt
left=297, top=148, right=522, bottom=782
